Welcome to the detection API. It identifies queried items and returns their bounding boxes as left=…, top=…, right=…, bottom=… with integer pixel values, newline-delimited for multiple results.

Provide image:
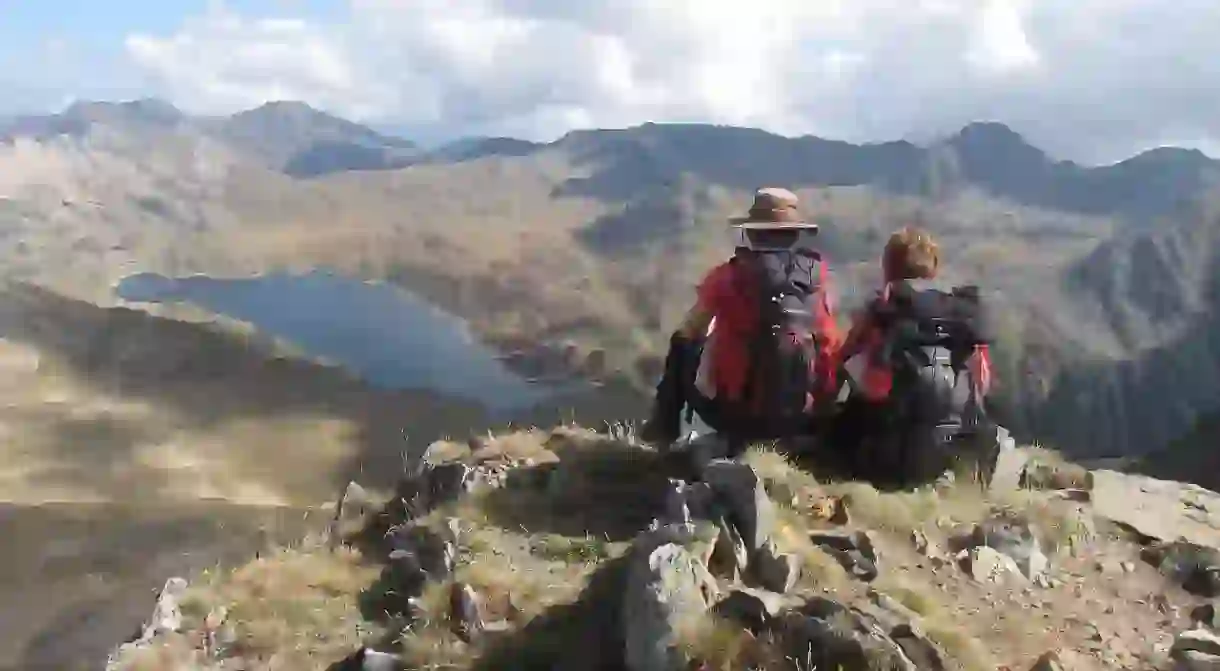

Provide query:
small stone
left=911, top=529, right=939, bottom=557
left=450, top=582, right=485, bottom=643
left=712, top=588, right=788, bottom=632
left=810, top=495, right=850, bottom=525
left=202, top=606, right=231, bottom=657
left=445, top=518, right=462, bottom=544
left=958, top=546, right=1026, bottom=585
left=1191, top=602, right=1220, bottom=629
left=971, top=512, right=1050, bottom=582
left=810, top=530, right=880, bottom=582
left=1176, top=651, right=1220, bottom=670
left=1029, top=650, right=1065, bottom=670
left=361, top=648, right=405, bottom=671
left=1175, top=629, right=1220, bottom=658
left=752, top=541, right=800, bottom=593
left=709, top=515, right=749, bottom=581
left=329, top=481, right=374, bottom=547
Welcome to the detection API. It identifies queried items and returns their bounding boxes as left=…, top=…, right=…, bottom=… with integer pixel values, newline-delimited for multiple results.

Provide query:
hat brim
left=729, top=218, right=818, bottom=230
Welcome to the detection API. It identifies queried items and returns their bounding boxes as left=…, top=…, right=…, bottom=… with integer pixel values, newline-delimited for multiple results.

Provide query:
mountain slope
left=5, top=102, right=1220, bottom=463
left=206, top=101, right=419, bottom=176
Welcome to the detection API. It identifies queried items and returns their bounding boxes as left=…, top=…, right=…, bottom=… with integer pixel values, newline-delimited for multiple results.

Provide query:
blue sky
left=2, top=0, right=1220, bottom=163
left=1, top=1, right=342, bottom=48
left=0, top=0, right=345, bottom=113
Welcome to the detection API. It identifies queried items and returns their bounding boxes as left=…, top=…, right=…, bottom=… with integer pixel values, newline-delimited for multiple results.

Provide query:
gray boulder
left=329, top=480, right=375, bottom=547
left=970, top=512, right=1050, bottom=583
left=702, top=459, right=776, bottom=552
left=1142, top=540, right=1220, bottom=598
left=622, top=523, right=720, bottom=671
left=766, top=596, right=946, bottom=671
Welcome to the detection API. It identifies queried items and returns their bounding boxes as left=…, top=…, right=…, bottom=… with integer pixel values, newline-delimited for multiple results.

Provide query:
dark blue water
left=116, top=270, right=586, bottom=415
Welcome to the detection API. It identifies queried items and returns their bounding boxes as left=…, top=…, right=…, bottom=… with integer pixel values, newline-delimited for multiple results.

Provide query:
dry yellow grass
left=185, top=544, right=381, bottom=666
left=109, top=542, right=382, bottom=671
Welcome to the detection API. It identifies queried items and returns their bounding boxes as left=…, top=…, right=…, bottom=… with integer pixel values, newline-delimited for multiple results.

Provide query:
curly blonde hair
left=882, top=226, right=940, bottom=281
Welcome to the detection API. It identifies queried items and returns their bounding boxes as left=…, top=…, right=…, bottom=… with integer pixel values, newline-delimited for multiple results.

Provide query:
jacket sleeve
left=968, top=344, right=993, bottom=397
left=811, top=263, right=845, bottom=398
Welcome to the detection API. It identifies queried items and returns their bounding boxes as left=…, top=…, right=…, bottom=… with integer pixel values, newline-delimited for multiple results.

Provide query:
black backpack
left=856, top=282, right=995, bottom=488
left=872, top=282, right=991, bottom=429
left=729, top=248, right=828, bottom=436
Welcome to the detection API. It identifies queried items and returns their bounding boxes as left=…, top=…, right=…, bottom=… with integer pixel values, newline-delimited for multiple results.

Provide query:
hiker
left=639, top=187, right=842, bottom=456
left=831, top=227, right=994, bottom=489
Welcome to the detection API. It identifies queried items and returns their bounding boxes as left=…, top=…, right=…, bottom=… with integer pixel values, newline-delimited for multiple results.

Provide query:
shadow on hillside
left=0, top=500, right=313, bottom=671
left=477, top=432, right=683, bottom=542
left=471, top=553, right=631, bottom=671
left=0, top=281, right=650, bottom=496
left=553, top=125, right=925, bottom=206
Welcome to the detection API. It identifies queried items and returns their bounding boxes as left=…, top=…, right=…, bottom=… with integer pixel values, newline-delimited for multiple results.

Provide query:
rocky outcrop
left=105, top=577, right=190, bottom=670
left=104, top=427, right=1220, bottom=671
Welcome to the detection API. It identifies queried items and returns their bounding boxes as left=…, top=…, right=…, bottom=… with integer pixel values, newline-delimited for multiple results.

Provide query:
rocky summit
left=107, top=425, right=1220, bottom=670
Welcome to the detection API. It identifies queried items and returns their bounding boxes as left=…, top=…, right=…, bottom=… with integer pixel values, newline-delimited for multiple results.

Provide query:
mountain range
left=4, top=97, right=1220, bottom=485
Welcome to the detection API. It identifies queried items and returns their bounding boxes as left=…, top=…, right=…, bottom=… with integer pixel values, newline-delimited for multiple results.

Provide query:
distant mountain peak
left=1125, top=145, right=1211, bottom=167
left=955, top=120, right=1023, bottom=138
left=60, top=97, right=184, bottom=125
left=242, top=99, right=325, bottom=115
left=947, top=121, right=1043, bottom=157
left=214, top=100, right=417, bottom=175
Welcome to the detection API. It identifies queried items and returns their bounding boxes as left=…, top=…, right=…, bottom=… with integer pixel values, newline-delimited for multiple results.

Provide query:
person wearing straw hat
left=639, top=187, right=843, bottom=455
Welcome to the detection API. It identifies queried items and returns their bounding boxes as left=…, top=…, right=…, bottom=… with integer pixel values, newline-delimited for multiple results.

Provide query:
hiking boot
left=639, top=415, right=681, bottom=448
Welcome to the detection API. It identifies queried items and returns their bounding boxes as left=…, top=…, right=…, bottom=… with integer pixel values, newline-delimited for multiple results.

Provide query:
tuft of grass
left=742, top=445, right=823, bottom=507
left=921, top=620, right=996, bottom=671
left=772, top=505, right=851, bottom=593
left=818, top=481, right=944, bottom=533
left=982, top=491, right=1098, bottom=558
left=190, top=545, right=380, bottom=667
left=1015, top=448, right=1093, bottom=492
left=868, top=579, right=994, bottom=671
left=872, top=578, right=940, bottom=618
left=531, top=533, right=613, bottom=564
left=678, top=614, right=783, bottom=671
left=107, top=633, right=198, bottom=671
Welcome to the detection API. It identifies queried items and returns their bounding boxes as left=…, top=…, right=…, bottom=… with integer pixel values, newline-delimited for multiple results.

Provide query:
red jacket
left=695, top=257, right=843, bottom=408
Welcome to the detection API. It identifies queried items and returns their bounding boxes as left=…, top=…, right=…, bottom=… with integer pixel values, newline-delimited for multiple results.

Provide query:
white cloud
left=120, top=0, right=1220, bottom=163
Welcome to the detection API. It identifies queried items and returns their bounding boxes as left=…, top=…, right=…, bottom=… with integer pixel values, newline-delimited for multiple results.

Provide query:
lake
left=116, top=270, right=588, bottom=416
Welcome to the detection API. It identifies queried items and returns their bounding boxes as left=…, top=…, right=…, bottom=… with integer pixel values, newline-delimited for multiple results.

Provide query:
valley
left=5, top=98, right=1220, bottom=667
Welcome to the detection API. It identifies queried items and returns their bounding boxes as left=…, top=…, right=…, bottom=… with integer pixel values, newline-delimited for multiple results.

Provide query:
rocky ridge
left=107, top=426, right=1220, bottom=670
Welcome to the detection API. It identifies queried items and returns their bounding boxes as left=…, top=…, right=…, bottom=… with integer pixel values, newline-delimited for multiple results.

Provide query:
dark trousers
left=829, top=394, right=961, bottom=489
left=649, top=333, right=817, bottom=456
